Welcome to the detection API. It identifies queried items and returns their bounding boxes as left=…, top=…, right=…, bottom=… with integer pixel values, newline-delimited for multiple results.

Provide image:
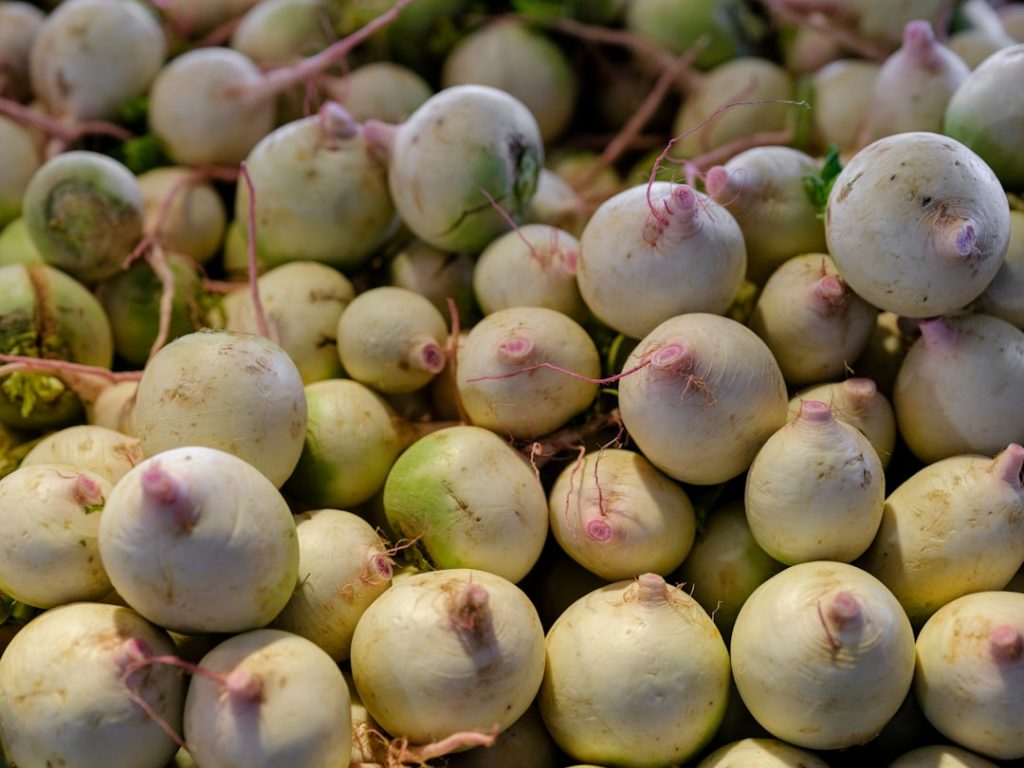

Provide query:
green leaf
left=118, top=94, right=149, bottom=124
left=84, top=498, right=105, bottom=515
left=802, top=143, right=843, bottom=219
left=114, top=134, right=168, bottom=176
left=512, top=0, right=567, bottom=18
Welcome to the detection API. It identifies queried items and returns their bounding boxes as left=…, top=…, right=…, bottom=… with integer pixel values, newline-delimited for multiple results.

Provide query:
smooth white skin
left=351, top=568, right=546, bottom=743
left=447, top=704, right=560, bottom=768
left=388, top=239, right=475, bottom=317
left=0, top=464, right=112, bottom=607
left=976, top=210, right=1024, bottom=328
left=783, top=25, right=845, bottom=74
left=0, top=217, right=43, bottom=266
left=824, top=132, right=1011, bottom=318
left=859, top=445, right=1024, bottom=624
left=524, top=168, right=586, bottom=237
left=87, top=379, right=138, bottom=436
left=618, top=313, right=789, bottom=485
left=540, top=574, right=731, bottom=768
left=854, top=0, right=946, bottom=49
left=810, top=58, right=880, bottom=153
left=695, top=737, right=830, bottom=767
left=148, top=47, right=276, bottom=166
left=21, top=424, right=143, bottom=483
left=948, top=27, right=1014, bottom=70
left=0, top=2, right=44, bottom=101
left=1001, top=4, right=1024, bottom=40
left=184, top=629, right=352, bottom=768
left=745, top=402, right=885, bottom=564
left=28, top=0, right=166, bottom=121
left=235, top=114, right=396, bottom=271
left=336, top=286, right=449, bottom=394
left=326, top=62, right=433, bottom=124
left=133, top=330, right=307, bottom=488
left=852, top=311, right=916, bottom=396
left=548, top=448, right=696, bottom=580
left=893, top=314, right=1024, bottom=462
left=578, top=183, right=746, bottom=339
left=456, top=306, right=600, bottom=439
left=0, top=117, right=41, bottom=228
left=748, top=253, right=877, bottom=386
left=890, top=744, right=1000, bottom=767
left=473, top=224, right=586, bottom=321
left=98, top=446, right=300, bottom=634
left=138, top=167, right=227, bottom=264
left=159, top=0, right=261, bottom=35
left=731, top=561, right=916, bottom=750
left=788, top=377, right=897, bottom=468
left=230, top=0, right=330, bottom=65
left=0, top=603, right=185, bottom=768
left=272, top=509, right=391, bottom=661
left=223, top=261, right=354, bottom=384
left=705, top=147, right=827, bottom=284
left=914, top=591, right=1024, bottom=760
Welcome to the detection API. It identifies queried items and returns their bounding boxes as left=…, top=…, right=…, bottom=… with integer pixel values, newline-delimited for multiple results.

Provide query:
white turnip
left=324, top=61, right=432, bottom=124
left=21, top=423, right=142, bottom=483
left=388, top=239, right=476, bottom=319
left=137, top=167, right=227, bottom=264
left=0, top=116, right=40, bottom=228
left=695, top=738, right=830, bottom=767
left=0, top=2, right=43, bottom=102
left=975, top=210, right=1024, bottom=327
left=809, top=58, right=880, bottom=154
left=890, top=745, right=999, bottom=767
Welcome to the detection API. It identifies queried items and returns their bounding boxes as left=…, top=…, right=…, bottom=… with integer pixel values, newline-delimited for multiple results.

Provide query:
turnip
left=781, top=24, right=845, bottom=74
left=183, top=628, right=351, bottom=768
left=914, top=591, right=1024, bottom=759
left=98, top=446, right=299, bottom=634
left=548, top=448, right=696, bottom=580
left=944, top=44, right=1024, bottom=189
left=695, top=738, right=830, bottom=767
left=336, top=286, right=448, bottom=394
left=617, top=312, right=788, bottom=485
left=388, top=238, right=476, bottom=320
left=0, top=2, right=43, bottom=102
left=0, top=218, right=43, bottom=266
left=455, top=306, right=599, bottom=439
left=0, top=602, right=185, bottom=768
left=473, top=223, right=586, bottom=321
left=364, top=84, right=544, bottom=253
left=284, top=379, right=405, bottom=509
left=0, top=464, right=112, bottom=608
left=132, top=330, right=307, bottom=488
left=748, top=253, right=877, bottom=385
left=890, top=745, right=1000, bottom=767
left=21, top=424, right=142, bottom=483
left=947, top=0, right=1017, bottom=69
left=446, top=704, right=560, bottom=768
left=441, top=19, right=578, bottom=143
left=28, top=0, right=166, bottom=122
left=859, top=444, right=1024, bottom=623
left=808, top=58, right=880, bottom=154
left=21, top=150, right=145, bottom=284
left=324, top=61, right=432, bottom=124
left=524, top=168, right=587, bottom=237
left=824, top=132, right=1010, bottom=318
left=155, top=0, right=260, bottom=36
left=87, top=379, right=138, bottom=436
left=0, top=116, right=40, bottom=228
left=625, top=0, right=744, bottom=69
left=576, top=182, right=747, bottom=339
left=852, top=311, right=918, bottom=396
left=229, top=0, right=332, bottom=65
left=351, top=568, right=545, bottom=743
left=788, top=377, right=897, bottom=468
left=137, top=167, right=227, bottom=264
left=703, top=146, right=827, bottom=283
left=731, top=561, right=916, bottom=749
left=382, top=425, right=548, bottom=583
left=525, top=545, right=609, bottom=631
left=975, top=210, right=1024, bottom=327
left=539, top=573, right=731, bottom=767
left=893, top=314, right=1024, bottom=463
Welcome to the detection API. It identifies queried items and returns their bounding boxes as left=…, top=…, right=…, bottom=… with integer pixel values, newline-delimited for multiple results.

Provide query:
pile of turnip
left=2, top=1, right=1024, bottom=766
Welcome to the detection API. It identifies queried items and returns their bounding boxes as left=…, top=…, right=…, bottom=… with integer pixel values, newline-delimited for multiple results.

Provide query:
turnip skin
left=0, top=3, right=44, bottom=102
left=731, top=561, right=916, bottom=750
left=618, top=313, right=789, bottom=485
left=137, top=168, right=227, bottom=264
left=859, top=445, right=1024, bottom=624
left=446, top=703, right=560, bottom=768
left=157, top=0, right=261, bottom=36
left=21, top=424, right=143, bottom=484
left=0, top=218, right=43, bottom=267
left=976, top=210, right=1024, bottom=328
left=98, top=446, right=300, bottom=634
left=87, top=379, right=138, bottom=436
left=350, top=568, right=545, bottom=744
left=824, top=132, right=1011, bottom=318
left=183, top=628, right=352, bottom=768
left=326, top=61, right=432, bottom=125
left=388, top=239, right=476, bottom=320
left=852, top=311, right=917, bottom=397
left=889, top=745, right=1000, bottom=767
left=548, top=448, right=696, bottom=581
left=893, top=314, right=1024, bottom=463
left=0, top=117, right=41, bottom=228
left=524, top=168, right=587, bottom=237
left=229, top=0, right=332, bottom=65
left=625, top=0, right=743, bottom=69
left=695, top=737, right=830, bottom=767
left=809, top=59, right=880, bottom=154
left=914, top=591, right=1024, bottom=759
left=539, top=573, right=731, bottom=767
left=0, top=602, right=185, bottom=768
left=577, top=183, right=747, bottom=340
left=382, top=426, right=548, bottom=583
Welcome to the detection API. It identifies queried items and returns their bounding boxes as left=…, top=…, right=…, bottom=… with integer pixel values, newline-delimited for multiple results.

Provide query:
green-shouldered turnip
left=695, top=737, right=830, bottom=767
left=0, top=116, right=40, bottom=228
left=890, top=745, right=1000, bottom=767
left=0, top=2, right=43, bottom=102
left=21, top=424, right=142, bottom=483
left=975, top=210, right=1024, bottom=327
left=137, top=167, right=227, bottom=264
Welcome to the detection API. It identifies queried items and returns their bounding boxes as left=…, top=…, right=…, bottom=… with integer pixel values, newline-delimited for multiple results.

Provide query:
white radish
left=695, top=737, right=830, bottom=767
left=524, top=168, right=587, bottom=236
left=809, top=58, right=880, bottom=154
left=388, top=238, right=476, bottom=319
left=156, top=0, right=260, bottom=36
left=324, top=61, right=432, bottom=124
left=137, top=167, right=227, bottom=264
left=21, top=424, right=142, bottom=483
left=87, top=379, right=138, bottom=437
left=229, top=0, right=332, bottom=66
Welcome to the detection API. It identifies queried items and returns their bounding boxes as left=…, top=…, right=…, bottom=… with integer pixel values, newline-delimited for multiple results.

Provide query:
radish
left=914, top=591, right=1024, bottom=759
left=388, top=239, right=476, bottom=319
left=0, top=217, right=43, bottom=266
left=0, top=2, right=43, bottom=101
left=441, top=19, right=578, bottom=143
left=0, top=464, right=112, bottom=608
left=809, top=58, right=880, bottom=154
left=695, top=738, right=829, bottom=767
left=87, top=379, right=138, bottom=437
left=324, top=61, right=432, bottom=124
left=336, top=286, right=448, bottom=394
left=363, top=84, right=544, bottom=253
left=21, top=150, right=145, bottom=284
left=156, top=0, right=260, bottom=36
left=781, top=25, right=846, bottom=74
left=824, top=132, right=1011, bottom=318
left=524, top=168, right=587, bottom=237
left=0, top=116, right=40, bottom=228
left=617, top=313, right=788, bottom=485
left=137, top=167, right=227, bottom=264
left=893, top=314, right=1024, bottom=463
left=21, top=423, right=143, bottom=483
left=577, top=182, right=747, bottom=339
left=183, top=628, right=351, bottom=768
left=547, top=448, right=697, bottom=580
left=747, top=253, right=876, bottom=386
left=703, top=147, right=827, bottom=284
left=859, top=444, right=1024, bottom=624
left=350, top=568, right=545, bottom=743
left=455, top=306, right=600, bottom=439
left=132, top=330, right=307, bottom=488
left=98, top=446, right=300, bottom=634
left=0, top=602, right=186, bottom=768
left=890, top=745, right=1000, bottom=767
left=229, top=0, right=332, bottom=66
left=731, top=561, right=916, bottom=749
left=473, top=223, right=586, bottom=322
left=976, top=210, right=1024, bottom=327
left=284, top=379, right=405, bottom=509
left=28, top=0, right=166, bottom=122
left=625, top=0, right=744, bottom=69
left=382, top=425, right=548, bottom=583
left=539, top=573, right=731, bottom=767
